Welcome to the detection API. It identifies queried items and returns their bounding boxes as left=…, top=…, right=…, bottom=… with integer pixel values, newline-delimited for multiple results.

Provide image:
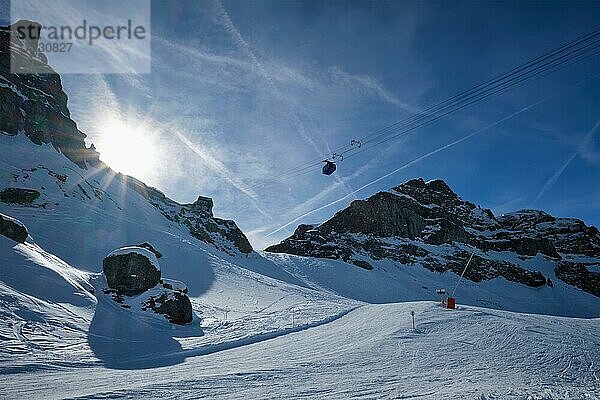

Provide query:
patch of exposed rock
left=555, top=262, right=600, bottom=297
left=142, top=291, right=192, bottom=325
left=0, top=187, right=40, bottom=205
left=123, top=177, right=254, bottom=256
left=0, top=212, right=28, bottom=243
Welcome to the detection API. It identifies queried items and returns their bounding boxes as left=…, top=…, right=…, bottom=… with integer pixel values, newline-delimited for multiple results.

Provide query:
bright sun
left=96, top=118, right=158, bottom=179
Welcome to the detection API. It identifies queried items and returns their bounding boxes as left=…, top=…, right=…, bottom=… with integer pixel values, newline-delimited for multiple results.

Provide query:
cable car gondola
left=322, top=160, right=336, bottom=175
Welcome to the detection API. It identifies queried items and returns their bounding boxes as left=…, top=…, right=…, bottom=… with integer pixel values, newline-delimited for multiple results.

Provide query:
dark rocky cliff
left=0, top=21, right=100, bottom=168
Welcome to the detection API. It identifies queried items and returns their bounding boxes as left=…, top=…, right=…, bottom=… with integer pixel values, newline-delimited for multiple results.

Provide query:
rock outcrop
left=134, top=180, right=253, bottom=256
left=142, top=291, right=193, bottom=325
left=555, top=262, right=600, bottom=297
left=266, top=178, right=600, bottom=295
left=0, top=212, right=28, bottom=243
left=0, top=188, right=40, bottom=205
left=102, top=246, right=194, bottom=325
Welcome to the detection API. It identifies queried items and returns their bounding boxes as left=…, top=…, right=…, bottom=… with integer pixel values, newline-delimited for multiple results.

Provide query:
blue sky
left=3, top=1, right=600, bottom=249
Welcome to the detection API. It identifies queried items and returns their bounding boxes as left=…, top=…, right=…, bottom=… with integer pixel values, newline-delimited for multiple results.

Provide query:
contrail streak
left=173, top=131, right=272, bottom=220
left=534, top=153, right=577, bottom=203
left=265, top=82, right=587, bottom=238
left=214, top=0, right=322, bottom=154
left=534, top=117, right=600, bottom=203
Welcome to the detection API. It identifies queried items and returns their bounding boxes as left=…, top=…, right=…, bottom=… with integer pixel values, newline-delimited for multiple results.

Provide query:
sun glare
left=96, top=118, right=158, bottom=180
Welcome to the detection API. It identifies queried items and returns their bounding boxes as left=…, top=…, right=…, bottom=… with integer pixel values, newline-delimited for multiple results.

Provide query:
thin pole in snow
left=452, top=249, right=475, bottom=298
left=411, top=310, right=415, bottom=329
left=291, top=307, right=295, bottom=328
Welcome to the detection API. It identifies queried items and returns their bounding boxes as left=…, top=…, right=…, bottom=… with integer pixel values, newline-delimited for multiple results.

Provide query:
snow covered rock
left=497, top=210, right=600, bottom=257
left=0, top=212, right=28, bottom=243
left=179, top=195, right=253, bottom=254
left=150, top=191, right=254, bottom=255
left=100, top=248, right=194, bottom=325
left=120, top=175, right=253, bottom=255
left=266, top=178, right=600, bottom=295
left=141, top=290, right=193, bottom=325
left=555, top=261, right=600, bottom=297
left=102, top=247, right=161, bottom=295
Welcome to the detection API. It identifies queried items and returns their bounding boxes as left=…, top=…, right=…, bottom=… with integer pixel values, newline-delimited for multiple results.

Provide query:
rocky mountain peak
left=266, top=178, right=600, bottom=298
left=392, top=177, right=497, bottom=230
left=8, top=20, right=45, bottom=62
left=186, top=195, right=214, bottom=215
left=498, top=209, right=556, bottom=229
left=394, top=177, right=457, bottom=199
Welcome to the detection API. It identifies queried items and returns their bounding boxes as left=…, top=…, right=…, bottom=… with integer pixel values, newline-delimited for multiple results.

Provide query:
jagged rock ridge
left=266, top=178, right=600, bottom=297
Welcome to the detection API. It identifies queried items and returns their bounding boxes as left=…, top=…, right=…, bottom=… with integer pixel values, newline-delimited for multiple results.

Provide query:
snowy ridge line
left=130, top=306, right=360, bottom=364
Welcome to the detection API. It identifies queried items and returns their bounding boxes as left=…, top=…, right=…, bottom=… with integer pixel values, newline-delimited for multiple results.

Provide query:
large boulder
left=0, top=213, right=28, bottom=243
left=102, top=247, right=161, bottom=295
left=142, top=291, right=193, bottom=325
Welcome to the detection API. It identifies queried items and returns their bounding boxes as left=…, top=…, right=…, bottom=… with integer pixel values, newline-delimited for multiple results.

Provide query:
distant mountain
left=266, top=177, right=600, bottom=298
left=0, top=20, right=252, bottom=256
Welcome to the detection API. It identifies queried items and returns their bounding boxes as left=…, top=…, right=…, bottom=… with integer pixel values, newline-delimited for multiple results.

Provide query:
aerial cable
left=353, top=38, right=600, bottom=150
left=269, top=33, right=600, bottom=180
left=285, top=40, right=600, bottom=175
left=277, top=29, right=600, bottom=176
left=341, top=41, right=600, bottom=161
left=452, top=250, right=475, bottom=298
left=349, top=29, right=600, bottom=149
left=247, top=29, right=600, bottom=187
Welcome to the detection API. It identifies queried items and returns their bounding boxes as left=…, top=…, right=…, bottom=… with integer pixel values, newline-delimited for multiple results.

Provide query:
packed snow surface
left=1, top=297, right=599, bottom=399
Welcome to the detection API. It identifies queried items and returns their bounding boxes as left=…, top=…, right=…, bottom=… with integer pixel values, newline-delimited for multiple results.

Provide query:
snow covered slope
left=2, top=301, right=599, bottom=399
left=0, top=235, right=96, bottom=372
left=0, top=197, right=354, bottom=372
